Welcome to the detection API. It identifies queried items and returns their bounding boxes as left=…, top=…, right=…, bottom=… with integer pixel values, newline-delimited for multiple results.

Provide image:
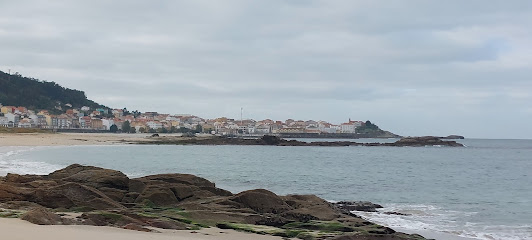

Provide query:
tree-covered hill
left=0, top=70, right=107, bottom=113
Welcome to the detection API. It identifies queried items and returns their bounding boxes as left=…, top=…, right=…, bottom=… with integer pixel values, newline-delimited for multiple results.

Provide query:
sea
left=0, top=138, right=531, bottom=240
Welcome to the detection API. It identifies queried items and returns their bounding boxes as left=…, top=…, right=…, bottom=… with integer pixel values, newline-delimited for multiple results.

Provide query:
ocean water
left=1, top=139, right=531, bottom=240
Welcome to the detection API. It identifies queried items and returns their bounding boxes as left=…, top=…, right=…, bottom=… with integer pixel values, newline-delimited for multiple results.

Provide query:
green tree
left=139, top=127, right=146, bottom=133
left=170, top=126, right=177, bottom=133
left=195, top=124, right=203, bottom=133
left=130, top=127, right=136, bottom=133
left=109, top=124, right=118, bottom=133
left=122, top=121, right=131, bottom=133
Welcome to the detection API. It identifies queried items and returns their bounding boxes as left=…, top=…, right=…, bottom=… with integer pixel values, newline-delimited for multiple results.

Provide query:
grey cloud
left=1, top=0, right=531, bottom=138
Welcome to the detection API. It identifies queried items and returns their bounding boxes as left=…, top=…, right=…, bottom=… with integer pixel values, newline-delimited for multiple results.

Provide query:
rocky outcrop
left=230, top=189, right=291, bottom=214
left=440, top=135, right=465, bottom=139
left=0, top=164, right=427, bottom=240
left=333, top=201, right=384, bottom=212
left=21, top=207, right=64, bottom=225
left=391, top=136, right=463, bottom=147
left=144, top=135, right=464, bottom=147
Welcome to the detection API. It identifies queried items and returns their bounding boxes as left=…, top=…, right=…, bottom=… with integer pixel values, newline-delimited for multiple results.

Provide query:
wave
left=353, top=204, right=532, bottom=240
left=0, top=146, right=63, bottom=176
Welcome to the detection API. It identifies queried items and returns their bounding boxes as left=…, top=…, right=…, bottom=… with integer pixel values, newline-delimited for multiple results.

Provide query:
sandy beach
left=0, top=218, right=284, bottom=240
left=0, top=132, right=156, bottom=146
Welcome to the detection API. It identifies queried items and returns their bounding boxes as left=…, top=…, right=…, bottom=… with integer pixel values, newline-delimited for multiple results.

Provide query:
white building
left=147, top=121, right=163, bottom=129
left=340, top=121, right=362, bottom=133
left=0, top=116, right=8, bottom=127
left=101, top=119, right=113, bottom=130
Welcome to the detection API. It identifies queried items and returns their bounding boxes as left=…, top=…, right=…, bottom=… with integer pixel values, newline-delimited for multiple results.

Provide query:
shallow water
left=1, top=138, right=531, bottom=239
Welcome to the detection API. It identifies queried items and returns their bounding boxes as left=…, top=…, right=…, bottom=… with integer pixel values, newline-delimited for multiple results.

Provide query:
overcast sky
left=1, top=1, right=531, bottom=139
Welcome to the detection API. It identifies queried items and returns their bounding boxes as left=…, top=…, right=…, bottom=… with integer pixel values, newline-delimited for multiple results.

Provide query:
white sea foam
left=0, top=146, right=63, bottom=176
left=354, top=204, right=532, bottom=240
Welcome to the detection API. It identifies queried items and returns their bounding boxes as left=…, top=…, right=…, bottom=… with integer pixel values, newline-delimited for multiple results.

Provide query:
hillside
left=0, top=70, right=107, bottom=113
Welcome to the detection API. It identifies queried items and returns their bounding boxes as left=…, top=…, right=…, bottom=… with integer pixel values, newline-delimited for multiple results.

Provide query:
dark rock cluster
left=144, top=135, right=464, bottom=148
left=0, top=164, right=427, bottom=240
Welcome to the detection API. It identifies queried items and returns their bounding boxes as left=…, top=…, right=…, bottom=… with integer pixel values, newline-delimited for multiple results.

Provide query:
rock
left=0, top=201, right=43, bottom=210
left=282, top=195, right=341, bottom=221
left=49, top=164, right=129, bottom=191
left=199, top=186, right=233, bottom=197
left=255, top=214, right=292, bottom=227
left=147, top=219, right=188, bottom=230
left=0, top=164, right=428, bottom=239
left=441, top=135, right=465, bottom=139
left=0, top=183, right=34, bottom=201
left=261, top=135, right=281, bottom=145
left=98, top=187, right=128, bottom=202
left=333, top=201, right=383, bottom=212
left=136, top=174, right=216, bottom=188
left=80, top=212, right=143, bottom=227
left=230, top=189, right=291, bottom=214
left=121, top=192, right=140, bottom=204
left=169, top=184, right=197, bottom=200
left=384, top=211, right=411, bottom=216
left=135, top=185, right=178, bottom=206
left=123, top=223, right=152, bottom=232
left=32, top=182, right=124, bottom=210
left=392, top=136, right=463, bottom=147
left=128, top=179, right=146, bottom=193
left=21, top=207, right=63, bottom=225
left=5, top=173, right=43, bottom=183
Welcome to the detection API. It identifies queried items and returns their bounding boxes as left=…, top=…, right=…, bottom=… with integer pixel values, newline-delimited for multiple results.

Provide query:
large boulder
left=393, top=136, right=463, bottom=147
left=131, top=174, right=232, bottom=205
left=230, top=189, right=291, bottom=214
left=282, top=195, right=341, bottom=221
left=21, top=207, right=63, bottom=225
left=134, top=185, right=178, bottom=206
left=5, top=173, right=44, bottom=183
left=48, top=164, right=129, bottom=190
left=136, top=174, right=215, bottom=188
left=333, top=201, right=383, bottom=212
left=32, top=182, right=124, bottom=210
left=0, top=183, right=34, bottom=201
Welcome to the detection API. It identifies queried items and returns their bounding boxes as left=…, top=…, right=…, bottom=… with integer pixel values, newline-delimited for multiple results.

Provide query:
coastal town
left=0, top=104, right=370, bottom=135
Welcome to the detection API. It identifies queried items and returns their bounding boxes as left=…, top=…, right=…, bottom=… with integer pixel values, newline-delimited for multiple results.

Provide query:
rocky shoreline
left=139, top=135, right=464, bottom=147
left=0, top=164, right=429, bottom=240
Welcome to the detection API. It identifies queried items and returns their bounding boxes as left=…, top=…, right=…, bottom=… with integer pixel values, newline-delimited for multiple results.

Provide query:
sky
left=1, top=0, right=531, bottom=139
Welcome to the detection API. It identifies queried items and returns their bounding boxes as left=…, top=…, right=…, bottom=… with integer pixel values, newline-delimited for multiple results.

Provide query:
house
left=4, top=113, right=19, bottom=126
left=276, top=127, right=305, bottom=134
left=340, top=119, right=363, bottom=133
left=36, top=115, right=48, bottom=127
left=101, top=119, right=113, bottom=130
left=17, top=118, right=32, bottom=128
left=112, top=109, right=123, bottom=117
left=51, top=116, right=70, bottom=129
left=255, top=124, right=272, bottom=134
left=15, top=107, right=28, bottom=114
left=147, top=121, right=163, bottom=129
left=1, top=106, right=15, bottom=114
left=96, top=108, right=108, bottom=115
left=80, top=116, right=92, bottom=128
left=91, top=118, right=104, bottom=130
left=0, top=116, right=8, bottom=127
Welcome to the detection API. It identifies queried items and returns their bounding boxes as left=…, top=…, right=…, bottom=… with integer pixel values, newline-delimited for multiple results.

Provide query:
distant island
left=1, top=70, right=403, bottom=138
